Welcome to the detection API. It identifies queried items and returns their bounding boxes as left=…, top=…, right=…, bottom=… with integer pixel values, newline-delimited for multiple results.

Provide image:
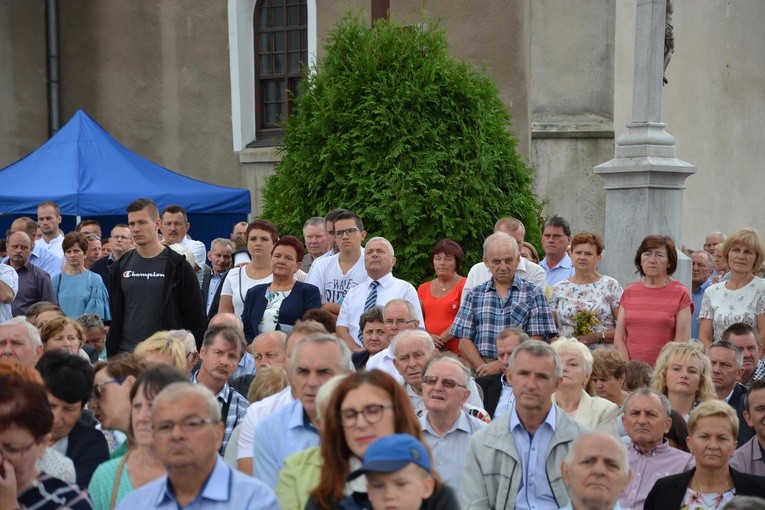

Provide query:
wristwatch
left=599, top=331, right=605, bottom=344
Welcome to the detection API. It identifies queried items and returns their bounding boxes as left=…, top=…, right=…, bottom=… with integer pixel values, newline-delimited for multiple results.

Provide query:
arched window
left=254, top=0, right=307, bottom=137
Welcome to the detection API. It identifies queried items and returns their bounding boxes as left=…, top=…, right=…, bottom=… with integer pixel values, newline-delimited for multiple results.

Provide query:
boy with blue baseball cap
left=348, top=433, right=459, bottom=510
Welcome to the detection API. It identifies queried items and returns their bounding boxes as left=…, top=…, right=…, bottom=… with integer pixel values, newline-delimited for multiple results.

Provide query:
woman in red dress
left=417, top=239, right=466, bottom=354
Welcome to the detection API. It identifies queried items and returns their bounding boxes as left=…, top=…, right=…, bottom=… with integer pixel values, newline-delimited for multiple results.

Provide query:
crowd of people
left=2, top=199, right=765, bottom=510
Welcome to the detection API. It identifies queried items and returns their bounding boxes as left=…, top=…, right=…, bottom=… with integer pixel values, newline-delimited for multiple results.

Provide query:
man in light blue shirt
left=540, top=215, right=575, bottom=286
left=252, top=332, right=354, bottom=488
left=460, top=340, right=587, bottom=509
left=116, top=382, right=278, bottom=510
left=559, top=431, right=631, bottom=510
left=690, top=250, right=714, bottom=338
left=419, top=354, right=486, bottom=491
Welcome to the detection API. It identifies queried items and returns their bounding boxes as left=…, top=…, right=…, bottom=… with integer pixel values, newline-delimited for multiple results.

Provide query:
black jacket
left=644, top=467, right=765, bottom=509
left=201, top=266, right=228, bottom=326
left=65, top=420, right=110, bottom=488
left=106, top=247, right=205, bottom=356
left=728, top=383, right=756, bottom=446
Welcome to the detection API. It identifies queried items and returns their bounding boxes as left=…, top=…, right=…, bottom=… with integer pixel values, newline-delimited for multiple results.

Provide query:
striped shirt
left=18, top=473, right=94, bottom=509
left=191, top=374, right=249, bottom=455
left=450, top=276, right=557, bottom=358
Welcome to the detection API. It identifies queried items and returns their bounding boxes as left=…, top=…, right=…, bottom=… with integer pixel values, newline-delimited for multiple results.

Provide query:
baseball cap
left=347, top=434, right=431, bottom=480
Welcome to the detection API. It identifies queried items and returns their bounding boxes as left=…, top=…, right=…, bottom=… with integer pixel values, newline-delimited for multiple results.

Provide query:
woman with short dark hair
left=51, top=232, right=110, bottom=320
left=614, top=235, right=692, bottom=366
left=242, top=235, right=321, bottom=341
left=36, top=350, right=109, bottom=488
left=417, top=239, right=466, bottom=353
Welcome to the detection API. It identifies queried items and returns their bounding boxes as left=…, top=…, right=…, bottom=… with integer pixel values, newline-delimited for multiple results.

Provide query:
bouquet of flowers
left=573, top=308, right=600, bottom=336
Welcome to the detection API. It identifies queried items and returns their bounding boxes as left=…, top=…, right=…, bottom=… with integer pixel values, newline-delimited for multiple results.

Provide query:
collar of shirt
left=289, top=401, right=318, bottom=433
left=541, top=252, right=573, bottom=271
left=758, top=440, right=765, bottom=463
left=487, top=275, right=522, bottom=293
left=694, top=277, right=714, bottom=295
left=1, top=258, right=31, bottom=271
left=422, top=409, right=475, bottom=437
left=364, top=271, right=394, bottom=288
left=382, top=347, right=395, bottom=362
left=630, top=439, right=671, bottom=456
left=723, top=386, right=736, bottom=403
left=191, top=373, right=231, bottom=401
left=501, top=374, right=512, bottom=388
left=509, top=402, right=557, bottom=434
left=157, top=457, right=230, bottom=506
left=38, top=232, right=64, bottom=246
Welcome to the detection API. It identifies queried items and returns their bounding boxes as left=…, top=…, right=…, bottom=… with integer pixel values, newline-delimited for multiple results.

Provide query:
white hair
left=483, top=231, right=518, bottom=258
left=0, top=317, right=42, bottom=348
left=551, top=336, right=593, bottom=375
left=389, top=330, right=434, bottom=358
left=365, top=237, right=395, bottom=257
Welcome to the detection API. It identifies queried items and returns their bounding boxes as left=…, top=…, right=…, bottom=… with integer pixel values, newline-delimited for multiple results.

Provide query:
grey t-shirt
left=119, top=249, right=168, bottom=352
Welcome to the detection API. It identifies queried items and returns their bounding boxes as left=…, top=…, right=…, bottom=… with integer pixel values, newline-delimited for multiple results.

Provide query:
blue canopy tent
left=0, top=109, right=250, bottom=248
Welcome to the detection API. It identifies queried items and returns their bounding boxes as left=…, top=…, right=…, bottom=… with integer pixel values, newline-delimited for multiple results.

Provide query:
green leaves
left=262, top=13, right=543, bottom=284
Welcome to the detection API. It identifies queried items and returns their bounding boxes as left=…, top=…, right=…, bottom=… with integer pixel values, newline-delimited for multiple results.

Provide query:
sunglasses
left=92, top=377, right=126, bottom=399
left=422, top=375, right=467, bottom=389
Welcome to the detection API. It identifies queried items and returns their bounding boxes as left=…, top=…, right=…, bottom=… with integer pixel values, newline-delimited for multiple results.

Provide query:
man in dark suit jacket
left=475, top=327, right=527, bottom=418
left=201, top=238, right=235, bottom=326
left=709, top=340, right=755, bottom=445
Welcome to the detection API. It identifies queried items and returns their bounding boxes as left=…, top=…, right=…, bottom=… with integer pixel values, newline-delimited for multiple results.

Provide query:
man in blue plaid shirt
left=451, top=232, right=557, bottom=374
left=192, top=323, right=249, bottom=455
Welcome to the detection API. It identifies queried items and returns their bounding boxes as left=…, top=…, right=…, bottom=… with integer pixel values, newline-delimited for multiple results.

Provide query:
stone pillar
left=594, top=0, right=695, bottom=287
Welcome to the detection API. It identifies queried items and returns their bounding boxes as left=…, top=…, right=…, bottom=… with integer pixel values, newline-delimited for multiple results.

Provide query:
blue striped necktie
left=364, top=280, right=379, bottom=310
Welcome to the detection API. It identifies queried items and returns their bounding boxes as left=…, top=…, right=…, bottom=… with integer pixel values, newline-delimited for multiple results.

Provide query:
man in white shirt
left=35, top=201, right=65, bottom=264
left=306, top=210, right=367, bottom=319
left=462, top=217, right=546, bottom=304
left=336, top=237, right=423, bottom=352
left=160, top=205, right=206, bottom=284
left=0, top=264, right=18, bottom=323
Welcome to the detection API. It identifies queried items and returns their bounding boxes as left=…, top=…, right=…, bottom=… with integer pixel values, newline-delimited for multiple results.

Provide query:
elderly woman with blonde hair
left=650, top=341, right=716, bottom=419
left=550, top=337, right=619, bottom=435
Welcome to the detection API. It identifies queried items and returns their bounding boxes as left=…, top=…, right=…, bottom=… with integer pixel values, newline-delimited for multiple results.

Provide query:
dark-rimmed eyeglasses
left=92, top=377, right=126, bottom=399
left=339, top=403, right=394, bottom=428
left=422, top=375, right=467, bottom=389
left=333, top=228, right=359, bottom=238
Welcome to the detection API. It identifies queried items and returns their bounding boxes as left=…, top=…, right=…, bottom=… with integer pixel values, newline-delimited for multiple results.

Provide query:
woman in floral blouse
left=549, top=232, right=623, bottom=349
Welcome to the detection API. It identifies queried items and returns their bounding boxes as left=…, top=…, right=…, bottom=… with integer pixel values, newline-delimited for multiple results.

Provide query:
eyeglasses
left=333, top=228, right=359, bottom=238
left=339, top=404, right=394, bottom=428
left=422, top=375, right=467, bottom=389
left=153, top=417, right=217, bottom=436
left=0, top=440, right=37, bottom=459
left=384, top=319, right=416, bottom=327
left=92, top=377, right=126, bottom=399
